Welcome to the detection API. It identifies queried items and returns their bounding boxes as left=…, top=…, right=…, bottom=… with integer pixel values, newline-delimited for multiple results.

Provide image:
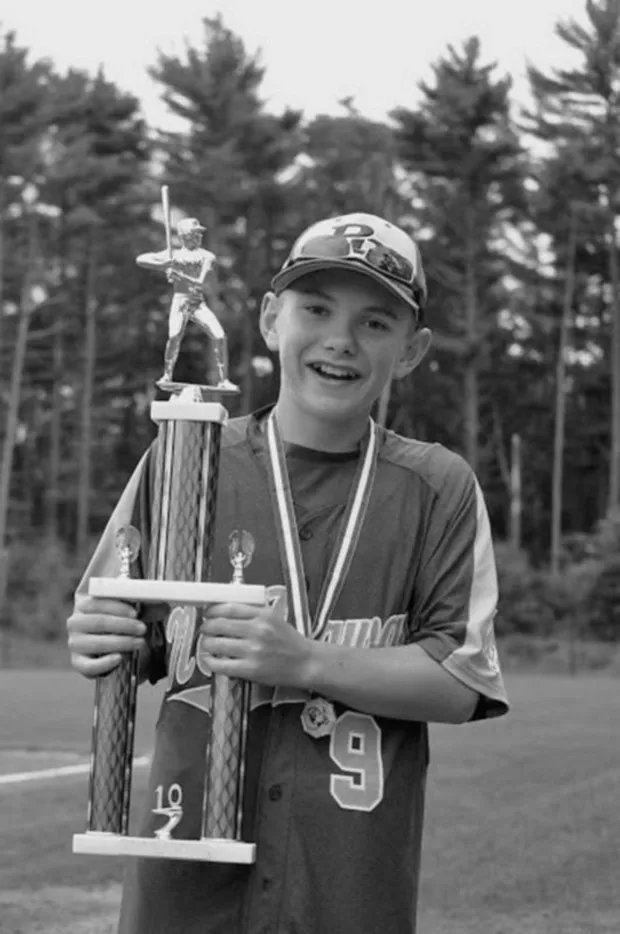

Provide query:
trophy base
left=89, top=578, right=265, bottom=606
left=72, top=832, right=256, bottom=864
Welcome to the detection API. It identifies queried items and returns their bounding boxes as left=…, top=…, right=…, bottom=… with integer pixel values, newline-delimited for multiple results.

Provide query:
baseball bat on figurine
left=161, top=185, right=172, bottom=261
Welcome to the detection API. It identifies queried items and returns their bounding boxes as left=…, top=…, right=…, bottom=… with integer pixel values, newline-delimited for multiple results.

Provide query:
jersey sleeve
left=74, top=443, right=168, bottom=685
left=408, top=454, right=508, bottom=720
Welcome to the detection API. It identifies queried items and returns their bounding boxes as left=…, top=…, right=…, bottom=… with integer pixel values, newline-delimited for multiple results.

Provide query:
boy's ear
left=393, top=327, right=432, bottom=380
left=259, top=291, right=281, bottom=352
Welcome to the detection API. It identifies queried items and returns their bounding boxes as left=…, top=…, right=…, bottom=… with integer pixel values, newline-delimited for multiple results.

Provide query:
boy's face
left=260, top=269, right=430, bottom=428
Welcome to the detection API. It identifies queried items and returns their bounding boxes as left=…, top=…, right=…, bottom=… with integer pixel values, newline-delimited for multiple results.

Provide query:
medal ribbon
left=265, top=409, right=379, bottom=639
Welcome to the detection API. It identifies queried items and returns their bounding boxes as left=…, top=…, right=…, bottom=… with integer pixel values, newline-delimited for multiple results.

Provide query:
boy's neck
left=272, top=399, right=369, bottom=453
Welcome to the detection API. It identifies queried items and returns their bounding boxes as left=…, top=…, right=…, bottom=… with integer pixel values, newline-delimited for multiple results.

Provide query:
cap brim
left=271, top=260, right=419, bottom=314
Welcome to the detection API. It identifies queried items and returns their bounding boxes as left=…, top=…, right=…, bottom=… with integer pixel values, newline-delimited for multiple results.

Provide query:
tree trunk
left=464, top=212, right=479, bottom=472
left=239, top=207, right=259, bottom=415
left=47, top=314, right=64, bottom=538
left=491, top=401, right=511, bottom=531
left=0, top=205, right=37, bottom=643
left=76, top=232, right=97, bottom=555
left=550, top=208, right=578, bottom=575
left=0, top=180, right=5, bottom=367
left=47, top=215, right=67, bottom=538
left=510, top=434, right=522, bottom=550
left=607, top=211, right=620, bottom=514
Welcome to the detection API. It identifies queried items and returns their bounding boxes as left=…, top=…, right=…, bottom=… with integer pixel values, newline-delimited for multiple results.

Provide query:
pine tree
left=149, top=15, right=302, bottom=408
left=392, top=37, right=525, bottom=474
left=32, top=67, right=154, bottom=543
left=0, top=29, right=49, bottom=357
left=527, top=0, right=620, bottom=513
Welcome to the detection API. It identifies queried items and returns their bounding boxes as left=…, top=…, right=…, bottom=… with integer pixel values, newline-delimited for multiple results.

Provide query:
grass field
left=0, top=671, right=618, bottom=934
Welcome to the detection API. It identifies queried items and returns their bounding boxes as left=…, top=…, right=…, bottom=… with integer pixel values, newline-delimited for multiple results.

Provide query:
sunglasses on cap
left=281, top=230, right=425, bottom=311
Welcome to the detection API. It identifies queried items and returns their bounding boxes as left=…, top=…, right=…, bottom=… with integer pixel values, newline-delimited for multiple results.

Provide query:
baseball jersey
left=76, top=407, right=508, bottom=934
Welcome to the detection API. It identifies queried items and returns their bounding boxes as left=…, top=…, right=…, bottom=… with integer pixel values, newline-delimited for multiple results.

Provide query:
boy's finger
left=75, top=597, right=138, bottom=618
left=199, top=635, right=246, bottom=658
left=71, top=653, right=122, bottom=678
left=68, top=633, right=144, bottom=655
left=202, top=602, right=255, bottom=619
left=68, top=614, right=146, bottom=636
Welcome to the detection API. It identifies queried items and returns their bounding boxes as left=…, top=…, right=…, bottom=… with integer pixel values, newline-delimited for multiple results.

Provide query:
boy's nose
left=323, top=326, right=357, bottom=355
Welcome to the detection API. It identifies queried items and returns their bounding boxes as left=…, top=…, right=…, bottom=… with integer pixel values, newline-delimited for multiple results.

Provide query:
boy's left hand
left=200, top=603, right=313, bottom=689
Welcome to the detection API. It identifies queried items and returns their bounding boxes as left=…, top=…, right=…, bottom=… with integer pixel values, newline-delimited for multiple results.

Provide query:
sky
left=3, top=0, right=588, bottom=128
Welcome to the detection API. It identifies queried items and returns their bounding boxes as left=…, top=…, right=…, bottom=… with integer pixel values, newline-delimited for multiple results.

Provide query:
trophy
left=72, top=188, right=264, bottom=864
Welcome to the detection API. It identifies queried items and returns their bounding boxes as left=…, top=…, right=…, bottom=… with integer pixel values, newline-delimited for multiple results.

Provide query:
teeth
left=313, top=364, right=358, bottom=380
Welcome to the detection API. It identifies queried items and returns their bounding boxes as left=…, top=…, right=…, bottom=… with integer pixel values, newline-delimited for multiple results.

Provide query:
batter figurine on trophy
left=136, top=186, right=238, bottom=392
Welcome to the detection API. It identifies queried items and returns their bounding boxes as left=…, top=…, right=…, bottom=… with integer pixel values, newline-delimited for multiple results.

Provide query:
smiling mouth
left=308, top=363, right=362, bottom=382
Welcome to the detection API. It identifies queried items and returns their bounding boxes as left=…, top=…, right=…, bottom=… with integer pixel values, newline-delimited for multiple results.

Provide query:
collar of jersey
left=248, top=405, right=362, bottom=463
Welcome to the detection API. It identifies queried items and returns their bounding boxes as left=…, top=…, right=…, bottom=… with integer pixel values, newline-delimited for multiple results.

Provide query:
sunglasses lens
left=299, top=234, right=350, bottom=259
left=366, top=245, right=414, bottom=282
left=294, top=234, right=414, bottom=286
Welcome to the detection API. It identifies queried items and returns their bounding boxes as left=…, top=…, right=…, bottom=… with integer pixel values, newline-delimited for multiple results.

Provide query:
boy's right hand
left=67, top=596, right=147, bottom=679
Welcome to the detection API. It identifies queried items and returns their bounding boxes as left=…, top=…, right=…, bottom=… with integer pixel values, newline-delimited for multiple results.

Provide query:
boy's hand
left=67, top=596, right=146, bottom=679
left=200, top=602, right=313, bottom=689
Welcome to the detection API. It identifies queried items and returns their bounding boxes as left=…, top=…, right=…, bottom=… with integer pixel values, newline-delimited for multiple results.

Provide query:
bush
left=494, top=542, right=601, bottom=639
left=494, top=543, right=556, bottom=636
left=587, top=555, right=620, bottom=642
left=1, top=535, right=89, bottom=640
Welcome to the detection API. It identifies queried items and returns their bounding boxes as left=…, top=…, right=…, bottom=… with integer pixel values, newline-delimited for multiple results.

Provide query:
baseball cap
left=177, top=217, right=206, bottom=236
left=271, top=213, right=427, bottom=319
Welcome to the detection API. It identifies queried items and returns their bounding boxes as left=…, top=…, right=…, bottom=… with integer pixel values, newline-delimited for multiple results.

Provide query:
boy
left=67, top=213, right=508, bottom=934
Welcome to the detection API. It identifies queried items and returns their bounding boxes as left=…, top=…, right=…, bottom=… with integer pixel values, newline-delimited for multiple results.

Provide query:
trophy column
left=73, top=389, right=263, bottom=863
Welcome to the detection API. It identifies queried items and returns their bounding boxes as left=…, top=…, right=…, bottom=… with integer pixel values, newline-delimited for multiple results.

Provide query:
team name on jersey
left=163, top=585, right=407, bottom=713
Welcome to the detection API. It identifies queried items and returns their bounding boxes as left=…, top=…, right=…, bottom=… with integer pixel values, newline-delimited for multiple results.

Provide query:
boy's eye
left=365, top=318, right=391, bottom=332
left=305, top=304, right=329, bottom=316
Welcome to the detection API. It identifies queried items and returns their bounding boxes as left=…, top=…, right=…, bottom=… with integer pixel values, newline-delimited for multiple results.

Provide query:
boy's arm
left=304, top=641, right=479, bottom=723
left=304, top=456, right=507, bottom=723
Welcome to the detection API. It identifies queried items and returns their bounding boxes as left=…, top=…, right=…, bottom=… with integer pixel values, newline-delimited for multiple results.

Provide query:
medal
left=265, top=409, right=380, bottom=738
left=300, top=697, right=338, bottom=739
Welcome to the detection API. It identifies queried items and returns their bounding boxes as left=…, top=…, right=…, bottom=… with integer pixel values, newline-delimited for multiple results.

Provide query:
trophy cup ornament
left=116, top=527, right=141, bottom=578
left=228, top=530, right=255, bottom=584
left=72, top=187, right=265, bottom=865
